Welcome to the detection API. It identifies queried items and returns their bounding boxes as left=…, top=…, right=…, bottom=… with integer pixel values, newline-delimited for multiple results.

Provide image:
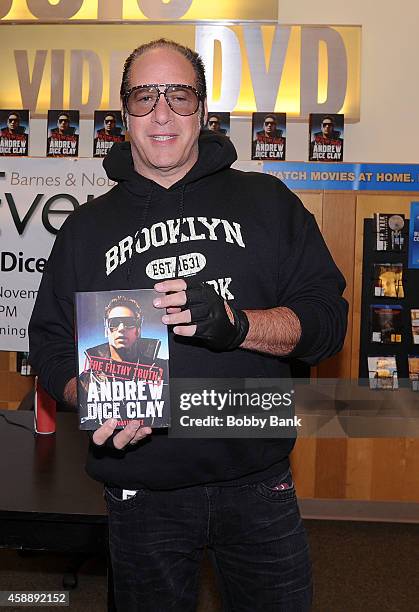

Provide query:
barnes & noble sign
left=0, top=1, right=361, bottom=119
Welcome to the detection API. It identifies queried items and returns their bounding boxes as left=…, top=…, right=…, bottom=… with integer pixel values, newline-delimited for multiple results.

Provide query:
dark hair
left=120, top=39, right=207, bottom=126
left=58, top=113, right=70, bottom=121
left=322, top=116, right=334, bottom=124
left=104, top=113, right=116, bottom=120
left=105, top=295, right=142, bottom=323
left=8, top=112, right=20, bottom=121
left=264, top=115, right=276, bottom=123
left=208, top=114, right=220, bottom=122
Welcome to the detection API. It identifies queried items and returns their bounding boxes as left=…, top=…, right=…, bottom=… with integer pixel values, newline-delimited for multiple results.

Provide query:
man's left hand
left=153, top=279, right=249, bottom=351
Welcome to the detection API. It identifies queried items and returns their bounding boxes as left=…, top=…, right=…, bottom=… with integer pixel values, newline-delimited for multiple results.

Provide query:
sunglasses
left=107, top=316, right=138, bottom=331
left=124, top=83, right=202, bottom=117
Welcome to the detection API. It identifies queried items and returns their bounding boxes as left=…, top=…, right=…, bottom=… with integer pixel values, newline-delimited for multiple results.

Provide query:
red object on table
left=34, top=378, right=56, bottom=434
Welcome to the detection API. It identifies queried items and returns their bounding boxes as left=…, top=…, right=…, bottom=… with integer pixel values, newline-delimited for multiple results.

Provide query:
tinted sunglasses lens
left=165, top=86, right=199, bottom=115
left=126, top=87, right=159, bottom=116
left=108, top=317, right=137, bottom=331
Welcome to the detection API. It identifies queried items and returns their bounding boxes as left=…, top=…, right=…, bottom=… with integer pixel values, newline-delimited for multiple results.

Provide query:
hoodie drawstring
left=126, top=182, right=186, bottom=287
left=174, top=184, right=186, bottom=279
left=127, top=183, right=154, bottom=288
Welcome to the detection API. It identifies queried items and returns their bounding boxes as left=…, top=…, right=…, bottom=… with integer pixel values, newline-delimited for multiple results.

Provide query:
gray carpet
left=0, top=520, right=418, bottom=611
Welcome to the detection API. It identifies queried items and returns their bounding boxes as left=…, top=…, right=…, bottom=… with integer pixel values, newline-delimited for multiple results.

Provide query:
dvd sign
left=6, top=24, right=360, bottom=119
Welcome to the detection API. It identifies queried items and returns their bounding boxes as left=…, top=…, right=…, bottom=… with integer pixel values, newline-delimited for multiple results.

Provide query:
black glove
left=182, top=281, right=249, bottom=351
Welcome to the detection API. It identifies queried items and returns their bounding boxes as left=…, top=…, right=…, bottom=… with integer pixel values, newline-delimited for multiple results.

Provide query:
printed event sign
left=0, top=158, right=114, bottom=351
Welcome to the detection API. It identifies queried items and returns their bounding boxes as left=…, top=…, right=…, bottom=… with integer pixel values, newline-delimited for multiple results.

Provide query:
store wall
left=23, top=0, right=418, bottom=164
left=277, top=0, right=419, bottom=164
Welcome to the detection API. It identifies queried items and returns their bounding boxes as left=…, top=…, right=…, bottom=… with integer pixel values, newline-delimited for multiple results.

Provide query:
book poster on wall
left=93, top=110, right=125, bottom=157
left=46, top=110, right=79, bottom=157
left=251, top=112, right=286, bottom=160
left=205, top=112, right=230, bottom=137
left=308, top=113, right=344, bottom=162
left=0, top=110, right=29, bottom=156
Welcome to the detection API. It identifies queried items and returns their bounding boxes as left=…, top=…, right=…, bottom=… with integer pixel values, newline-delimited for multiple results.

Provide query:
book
left=408, top=201, right=419, bottom=268
left=0, top=109, right=29, bottom=156
left=372, top=263, right=404, bottom=298
left=370, top=304, right=403, bottom=343
left=368, top=356, right=398, bottom=389
left=374, top=213, right=405, bottom=251
left=308, top=113, right=344, bottom=161
left=93, top=110, right=125, bottom=157
left=46, top=109, right=79, bottom=157
left=251, top=112, right=286, bottom=160
left=408, top=356, right=419, bottom=391
left=411, top=309, right=419, bottom=344
left=205, top=112, right=230, bottom=137
left=75, top=289, right=170, bottom=430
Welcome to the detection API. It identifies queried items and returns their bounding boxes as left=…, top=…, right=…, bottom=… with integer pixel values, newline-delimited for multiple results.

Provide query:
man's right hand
left=93, top=419, right=152, bottom=449
left=64, top=378, right=152, bottom=448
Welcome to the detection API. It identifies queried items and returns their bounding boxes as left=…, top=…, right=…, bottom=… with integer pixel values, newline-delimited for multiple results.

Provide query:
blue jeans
left=105, top=468, right=312, bottom=611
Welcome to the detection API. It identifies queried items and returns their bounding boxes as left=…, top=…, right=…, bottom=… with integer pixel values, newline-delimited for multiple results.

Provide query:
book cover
left=408, top=201, right=419, bottom=268
left=370, top=304, right=403, bottom=343
left=308, top=113, right=344, bottom=162
left=374, top=213, right=405, bottom=251
left=0, top=110, right=29, bottom=156
left=205, top=112, right=230, bottom=137
left=372, top=263, right=404, bottom=298
left=408, top=355, right=419, bottom=391
left=411, top=309, right=419, bottom=344
left=46, top=110, right=79, bottom=157
left=368, top=355, right=398, bottom=389
left=75, top=289, right=170, bottom=430
left=93, top=110, right=125, bottom=157
left=251, top=112, right=286, bottom=160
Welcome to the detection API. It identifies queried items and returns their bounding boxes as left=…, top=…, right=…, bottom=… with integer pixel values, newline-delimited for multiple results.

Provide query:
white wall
left=276, top=0, right=419, bottom=164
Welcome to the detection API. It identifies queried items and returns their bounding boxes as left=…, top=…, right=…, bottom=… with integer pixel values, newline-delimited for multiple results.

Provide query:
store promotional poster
left=0, top=158, right=114, bottom=351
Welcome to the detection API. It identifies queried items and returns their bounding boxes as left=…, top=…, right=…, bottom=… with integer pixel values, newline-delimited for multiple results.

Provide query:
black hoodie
left=29, top=133, right=347, bottom=489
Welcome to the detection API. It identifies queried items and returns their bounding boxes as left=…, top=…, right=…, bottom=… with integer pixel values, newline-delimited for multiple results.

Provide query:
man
left=82, top=294, right=162, bottom=366
left=51, top=113, right=75, bottom=137
left=30, top=39, right=347, bottom=611
left=1, top=112, right=26, bottom=137
left=206, top=114, right=226, bottom=134
left=79, top=294, right=167, bottom=429
left=252, top=113, right=285, bottom=159
left=259, top=114, right=282, bottom=140
left=0, top=111, right=28, bottom=155
left=96, top=113, right=124, bottom=141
